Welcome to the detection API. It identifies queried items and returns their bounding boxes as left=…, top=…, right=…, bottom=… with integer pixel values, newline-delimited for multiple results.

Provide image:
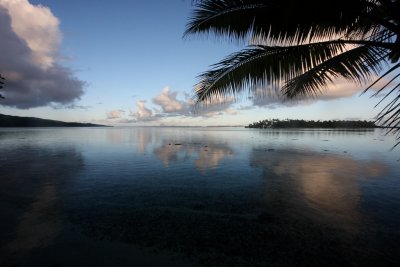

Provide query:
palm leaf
left=195, top=39, right=391, bottom=103
left=372, top=63, right=400, bottom=146
left=188, top=0, right=400, bottom=146
left=283, top=45, right=388, bottom=98
left=186, top=0, right=384, bottom=44
left=195, top=40, right=352, bottom=102
left=376, top=82, right=400, bottom=139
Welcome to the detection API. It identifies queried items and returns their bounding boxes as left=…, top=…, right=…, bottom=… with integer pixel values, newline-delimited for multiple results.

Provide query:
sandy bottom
left=1, top=224, right=201, bottom=267
left=1, top=194, right=398, bottom=267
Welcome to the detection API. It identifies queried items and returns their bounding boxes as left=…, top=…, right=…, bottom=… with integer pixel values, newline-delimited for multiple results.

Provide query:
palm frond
left=283, top=45, right=388, bottom=98
left=362, top=62, right=400, bottom=93
left=376, top=84, right=400, bottom=144
left=373, top=63, right=400, bottom=147
left=188, top=0, right=400, bottom=146
left=194, top=40, right=361, bottom=103
left=185, top=0, right=268, bottom=42
left=185, top=0, right=386, bottom=44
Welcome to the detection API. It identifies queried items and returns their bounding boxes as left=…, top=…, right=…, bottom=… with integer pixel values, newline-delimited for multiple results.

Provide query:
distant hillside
left=0, top=114, right=107, bottom=127
left=246, top=119, right=377, bottom=129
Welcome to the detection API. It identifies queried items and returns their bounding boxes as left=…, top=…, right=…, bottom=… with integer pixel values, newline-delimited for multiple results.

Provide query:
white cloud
left=225, top=107, right=238, bottom=115
left=123, top=87, right=238, bottom=124
left=153, top=87, right=237, bottom=118
left=129, top=100, right=157, bottom=121
left=0, top=1, right=84, bottom=109
left=319, top=80, right=364, bottom=100
left=106, top=109, right=125, bottom=119
left=124, top=79, right=367, bottom=125
left=249, top=93, right=312, bottom=109
left=0, top=0, right=61, bottom=69
left=245, top=80, right=366, bottom=109
left=152, top=86, right=187, bottom=113
left=193, top=96, right=237, bottom=117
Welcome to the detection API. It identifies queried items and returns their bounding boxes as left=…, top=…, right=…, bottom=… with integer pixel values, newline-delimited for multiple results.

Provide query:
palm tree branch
left=185, top=0, right=384, bottom=44
left=341, top=39, right=395, bottom=49
left=373, top=72, right=400, bottom=104
left=283, top=45, right=388, bottom=98
left=184, top=0, right=269, bottom=41
left=359, top=0, right=400, bottom=34
left=362, top=62, right=400, bottom=93
left=195, top=40, right=358, bottom=103
left=377, top=94, right=400, bottom=127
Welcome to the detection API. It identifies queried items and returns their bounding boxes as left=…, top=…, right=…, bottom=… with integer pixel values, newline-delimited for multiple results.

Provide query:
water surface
left=0, top=127, right=399, bottom=266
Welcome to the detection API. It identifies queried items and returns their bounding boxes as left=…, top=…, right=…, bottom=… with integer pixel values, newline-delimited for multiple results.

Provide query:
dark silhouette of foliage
left=246, top=119, right=377, bottom=128
left=0, top=114, right=107, bottom=127
left=185, top=0, right=400, bottom=144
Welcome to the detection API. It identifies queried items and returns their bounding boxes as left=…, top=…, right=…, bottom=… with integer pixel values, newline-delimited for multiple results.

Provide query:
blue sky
left=0, top=0, right=386, bottom=126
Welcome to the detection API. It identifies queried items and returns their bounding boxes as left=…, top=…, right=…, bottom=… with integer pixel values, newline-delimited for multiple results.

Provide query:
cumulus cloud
left=152, top=87, right=237, bottom=118
left=225, top=107, right=238, bottom=115
left=1, top=0, right=61, bottom=68
left=129, top=100, right=160, bottom=122
left=152, top=87, right=187, bottom=113
left=121, top=79, right=365, bottom=125
left=0, top=1, right=84, bottom=109
left=193, top=97, right=237, bottom=117
left=249, top=91, right=312, bottom=109
left=106, top=109, right=125, bottom=119
left=124, top=88, right=238, bottom=123
left=318, top=79, right=364, bottom=100
left=245, top=80, right=365, bottom=109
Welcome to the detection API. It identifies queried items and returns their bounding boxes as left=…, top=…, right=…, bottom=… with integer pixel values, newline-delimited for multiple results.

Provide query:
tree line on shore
left=246, top=119, right=377, bottom=129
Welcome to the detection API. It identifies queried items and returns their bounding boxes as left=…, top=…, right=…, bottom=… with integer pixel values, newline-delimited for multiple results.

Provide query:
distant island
left=246, top=119, right=377, bottom=129
left=0, top=114, right=107, bottom=127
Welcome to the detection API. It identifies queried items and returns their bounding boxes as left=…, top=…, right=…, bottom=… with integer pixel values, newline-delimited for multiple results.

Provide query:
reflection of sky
left=250, top=148, right=388, bottom=231
left=250, top=128, right=399, bottom=162
left=0, top=141, right=84, bottom=259
left=7, top=184, right=60, bottom=252
left=1, top=127, right=399, bottom=265
left=154, top=141, right=233, bottom=171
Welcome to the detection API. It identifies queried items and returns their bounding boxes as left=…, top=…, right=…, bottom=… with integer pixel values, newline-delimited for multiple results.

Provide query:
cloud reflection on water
left=0, top=145, right=84, bottom=260
left=250, top=148, right=388, bottom=230
left=7, top=184, right=60, bottom=252
left=135, top=128, right=154, bottom=154
left=119, top=127, right=235, bottom=171
left=154, top=141, right=233, bottom=171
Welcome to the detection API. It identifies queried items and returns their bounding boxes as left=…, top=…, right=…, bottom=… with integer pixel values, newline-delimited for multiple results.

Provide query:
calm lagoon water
left=0, top=127, right=399, bottom=266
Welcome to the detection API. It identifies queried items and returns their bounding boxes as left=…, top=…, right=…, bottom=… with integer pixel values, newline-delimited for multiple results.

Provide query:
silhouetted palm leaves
left=185, top=0, right=400, bottom=144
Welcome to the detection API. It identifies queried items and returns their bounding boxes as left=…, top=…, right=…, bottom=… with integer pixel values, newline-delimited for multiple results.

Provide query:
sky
left=0, top=0, right=389, bottom=126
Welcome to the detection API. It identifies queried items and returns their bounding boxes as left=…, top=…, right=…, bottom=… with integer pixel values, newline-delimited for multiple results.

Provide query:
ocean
left=0, top=127, right=399, bottom=266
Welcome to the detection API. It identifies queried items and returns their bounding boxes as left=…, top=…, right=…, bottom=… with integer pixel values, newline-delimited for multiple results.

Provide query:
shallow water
left=0, top=127, right=399, bottom=266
